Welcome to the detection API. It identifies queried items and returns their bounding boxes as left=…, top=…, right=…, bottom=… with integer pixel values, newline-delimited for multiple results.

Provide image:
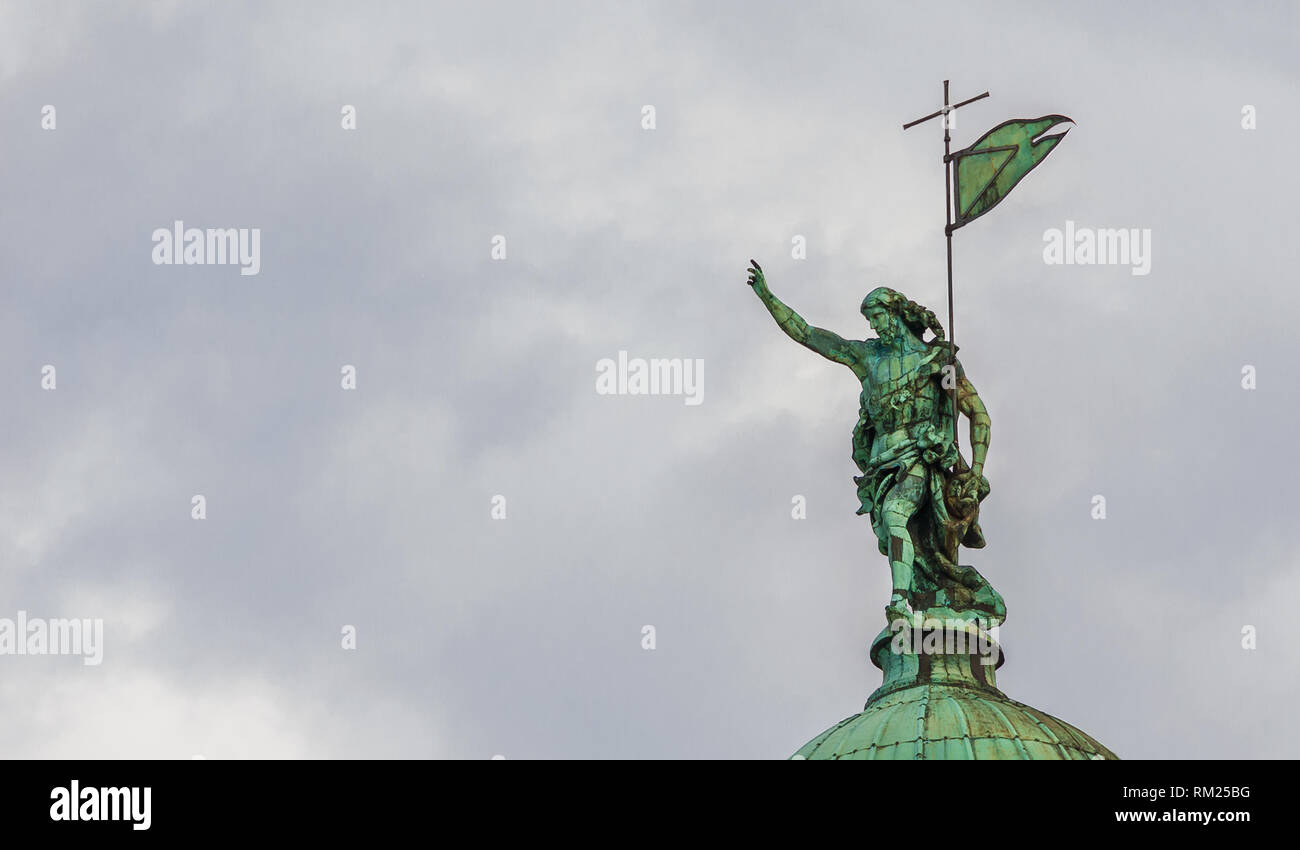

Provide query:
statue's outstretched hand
left=746, top=259, right=767, bottom=292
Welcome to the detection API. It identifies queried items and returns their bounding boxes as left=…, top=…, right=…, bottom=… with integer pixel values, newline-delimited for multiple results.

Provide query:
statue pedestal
left=866, top=613, right=1005, bottom=706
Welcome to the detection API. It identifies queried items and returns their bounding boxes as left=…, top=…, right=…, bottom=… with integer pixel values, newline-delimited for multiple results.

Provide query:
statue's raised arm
left=746, top=260, right=859, bottom=370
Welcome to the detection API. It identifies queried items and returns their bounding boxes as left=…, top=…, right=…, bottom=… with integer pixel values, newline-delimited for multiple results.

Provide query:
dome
left=794, top=682, right=1117, bottom=760
left=792, top=615, right=1118, bottom=760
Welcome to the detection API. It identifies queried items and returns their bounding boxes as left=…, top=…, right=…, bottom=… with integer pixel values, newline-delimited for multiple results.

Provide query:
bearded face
left=864, top=302, right=900, bottom=344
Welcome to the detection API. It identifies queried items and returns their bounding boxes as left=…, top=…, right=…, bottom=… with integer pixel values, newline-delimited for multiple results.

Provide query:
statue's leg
left=881, top=464, right=927, bottom=616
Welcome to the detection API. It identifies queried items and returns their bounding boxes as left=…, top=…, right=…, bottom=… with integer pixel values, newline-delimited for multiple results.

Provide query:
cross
left=902, top=81, right=989, bottom=134
left=902, top=80, right=989, bottom=456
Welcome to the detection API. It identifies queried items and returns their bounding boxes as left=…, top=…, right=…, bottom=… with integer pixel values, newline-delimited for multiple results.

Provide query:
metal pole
left=942, top=80, right=959, bottom=455
left=903, top=81, right=988, bottom=462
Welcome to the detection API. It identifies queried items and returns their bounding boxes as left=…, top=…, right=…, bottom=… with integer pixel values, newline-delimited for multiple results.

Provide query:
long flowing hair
left=861, top=287, right=946, bottom=343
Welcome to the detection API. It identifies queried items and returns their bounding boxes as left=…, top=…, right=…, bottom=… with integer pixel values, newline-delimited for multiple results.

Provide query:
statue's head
left=861, top=287, right=904, bottom=344
left=860, top=287, right=945, bottom=346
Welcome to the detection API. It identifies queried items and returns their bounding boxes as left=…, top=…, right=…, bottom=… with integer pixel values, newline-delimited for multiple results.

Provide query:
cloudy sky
left=1, top=0, right=1296, bottom=758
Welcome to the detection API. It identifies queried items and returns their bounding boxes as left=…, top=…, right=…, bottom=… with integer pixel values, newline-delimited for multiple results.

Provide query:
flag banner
left=949, top=115, right=1072, bottom=229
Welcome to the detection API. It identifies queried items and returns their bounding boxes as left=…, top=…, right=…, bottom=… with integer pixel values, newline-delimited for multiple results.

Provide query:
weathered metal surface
left=794, top=685, right=1119, bottom=760
left=750, top=98, right=1116, bottom=758
left=950, top=115, right=1073, bottom=229
left=747, top=261, right=1000, bottom=627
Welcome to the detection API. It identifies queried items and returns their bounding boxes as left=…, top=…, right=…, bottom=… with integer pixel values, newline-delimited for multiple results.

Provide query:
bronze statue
left=747, top=260, right=1004, bottom=626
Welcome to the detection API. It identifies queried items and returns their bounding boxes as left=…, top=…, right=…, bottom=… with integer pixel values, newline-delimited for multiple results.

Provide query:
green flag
left=950, top=115, right=1072, bottom=229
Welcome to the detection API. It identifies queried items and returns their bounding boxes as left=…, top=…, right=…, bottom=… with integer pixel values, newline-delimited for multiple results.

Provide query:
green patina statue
left=774, top=93, right=1118, bottom=759
left=747, top=260, right=1005, bottom=627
